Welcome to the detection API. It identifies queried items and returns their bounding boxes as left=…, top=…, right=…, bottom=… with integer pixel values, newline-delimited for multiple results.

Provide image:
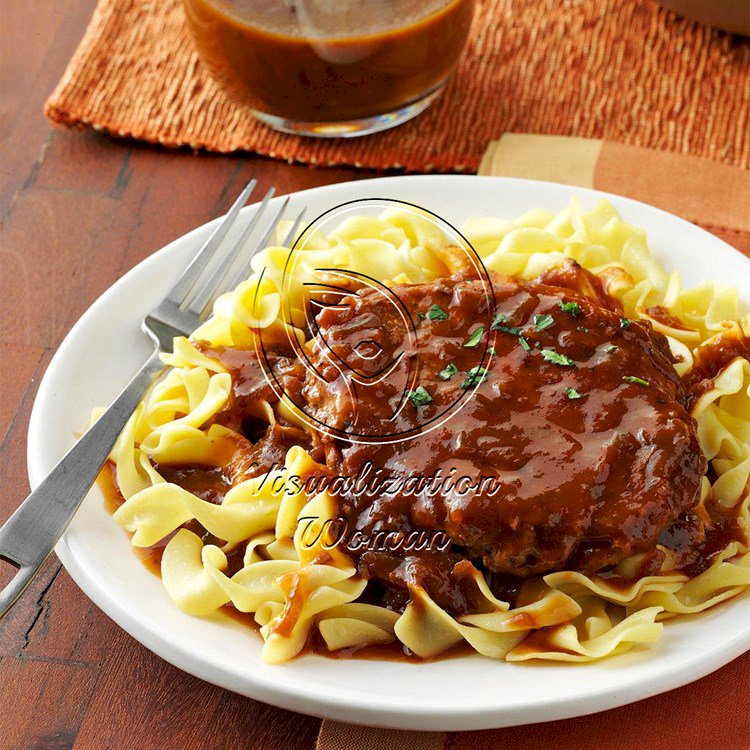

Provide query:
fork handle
left=0, top=349, right=165, bottom=618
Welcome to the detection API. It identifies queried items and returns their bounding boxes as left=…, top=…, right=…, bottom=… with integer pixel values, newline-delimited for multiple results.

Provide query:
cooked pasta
left=100, top=199, right=750, bottom=664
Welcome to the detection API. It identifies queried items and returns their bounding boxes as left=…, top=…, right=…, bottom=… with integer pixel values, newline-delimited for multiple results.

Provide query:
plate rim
left=26, top=175, right=750, bottom=731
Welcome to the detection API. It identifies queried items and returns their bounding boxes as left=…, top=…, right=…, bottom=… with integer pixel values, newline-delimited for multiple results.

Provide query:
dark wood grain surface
left=1, top=3, right=748, bottom=750
left=0, top=1, right=378, bottom=747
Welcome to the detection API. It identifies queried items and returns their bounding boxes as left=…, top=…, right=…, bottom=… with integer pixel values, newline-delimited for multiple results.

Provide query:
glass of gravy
left=182, top=0, right=475, bottom=137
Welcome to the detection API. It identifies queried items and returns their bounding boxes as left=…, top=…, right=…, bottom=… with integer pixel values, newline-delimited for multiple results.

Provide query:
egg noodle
left=101, top=199, right=750, bottom=664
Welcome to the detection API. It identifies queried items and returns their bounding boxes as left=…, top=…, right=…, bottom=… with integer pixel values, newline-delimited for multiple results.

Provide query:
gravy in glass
left=183, top=0, right=475, bottom=135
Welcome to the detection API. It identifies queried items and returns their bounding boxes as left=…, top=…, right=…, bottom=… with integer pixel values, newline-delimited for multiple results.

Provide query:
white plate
left=27, top=176, right=750, bottom=731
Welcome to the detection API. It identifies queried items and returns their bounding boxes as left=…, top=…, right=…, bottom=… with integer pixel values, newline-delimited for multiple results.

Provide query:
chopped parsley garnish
left=417, top=312, right=426, bottom=320
left=604, top=343, right=618, bottom=353
left=427, top=304, right=448, bottom=321
left=519, top=336, right=532, bottom=353
left=407, top=386, right=433, bottom=406
left=559, top=300, right=582, bottom=317
left=620, top=318, right=632, bottom=329
left=491, top=311, right=507, bottom=328
left=437, top=362, right=458, bottom=381
left=564, top=387, right=583, bottom=399
left=541, top=348, right=576, bottom=367
left=623, top=375, right=650, bottom=387
left=534, top=313, right=555, bottom=332
left=461, top=366, right=489, bottom=389
left=577, top=326, right=590, bottom=333
left=463, top=325, right=485, bottom=348
left=487, top=346, right=497, bottom=356
left=343, top=419, right=353, bottom=429
left=491, top=312, right=521, bottom=336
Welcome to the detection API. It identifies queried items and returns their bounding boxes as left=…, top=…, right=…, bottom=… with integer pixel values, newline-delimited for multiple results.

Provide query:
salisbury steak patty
left=302, top=268, right=706, bottom=578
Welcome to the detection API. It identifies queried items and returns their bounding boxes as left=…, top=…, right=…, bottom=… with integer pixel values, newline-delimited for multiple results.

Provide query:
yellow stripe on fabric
left=479, top=134, right=602, bottom=187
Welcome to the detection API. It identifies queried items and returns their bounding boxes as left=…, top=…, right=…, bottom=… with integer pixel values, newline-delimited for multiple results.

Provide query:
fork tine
left=214, top=196, right=292, bottom=312
left=281, top=207, right=307, bottom=248
left=167, top=178, right=257, bottom=307
left=187, top=186, right=276, bottom=316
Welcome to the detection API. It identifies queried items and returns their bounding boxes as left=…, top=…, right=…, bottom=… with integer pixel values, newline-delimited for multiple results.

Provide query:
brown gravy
left=183, top=0, right=475, bottom=121
left=304, top=276, right=704, bottom=571
left=684, top=329, right=750, bottom=408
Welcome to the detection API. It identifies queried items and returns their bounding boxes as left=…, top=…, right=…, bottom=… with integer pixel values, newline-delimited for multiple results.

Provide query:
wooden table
left=1, top=2, right=748, bottom=749
left=1, top=2, right=378, bottom=746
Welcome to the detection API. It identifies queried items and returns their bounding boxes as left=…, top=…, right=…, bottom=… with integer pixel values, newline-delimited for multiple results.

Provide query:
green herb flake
left=623, top=375, right=650, bottom=387
left=463, top=325, right=485, bottom=348
left=620, top=318, right=632, bottom=329
left=427, top=304, right=448, bottom=321
left=519, top=336, right=532, bottom=353
left=577, top=326, right=590, bottom=333
left=541, top=348, right=576, bottom=367
left=343, top=419, right=353, bottom=429
left=417, top=312, right=426, bottom=320
left=534, top=313, right=555, bottom=332
left=487, top=347, right=497, bottom=356
left=407, top=386, right=433, bottom=406
left=491, top=311, right=508, bottom=328
left=437, top=362, right=458, bottom=381
left=604, top=344, right=618, bottom=353
left=559, top=300, right=582, bottom=317
left=461, top=366, right=489, bottom=389
left=564, top=387, right=583, bottom=400
left=490, top=312, right=521, bottom=335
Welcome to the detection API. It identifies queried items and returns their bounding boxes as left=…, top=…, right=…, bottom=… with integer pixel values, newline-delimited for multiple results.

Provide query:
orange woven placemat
left=46, top=0, right=750, bottom=172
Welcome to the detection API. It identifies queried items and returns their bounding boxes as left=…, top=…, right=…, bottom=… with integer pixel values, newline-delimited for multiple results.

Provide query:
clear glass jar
left=183, top=0, right=475, bottom=137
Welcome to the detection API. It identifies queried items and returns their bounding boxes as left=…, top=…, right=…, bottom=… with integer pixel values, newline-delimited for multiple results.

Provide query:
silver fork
left=0, top=179, right=306, bottom=617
